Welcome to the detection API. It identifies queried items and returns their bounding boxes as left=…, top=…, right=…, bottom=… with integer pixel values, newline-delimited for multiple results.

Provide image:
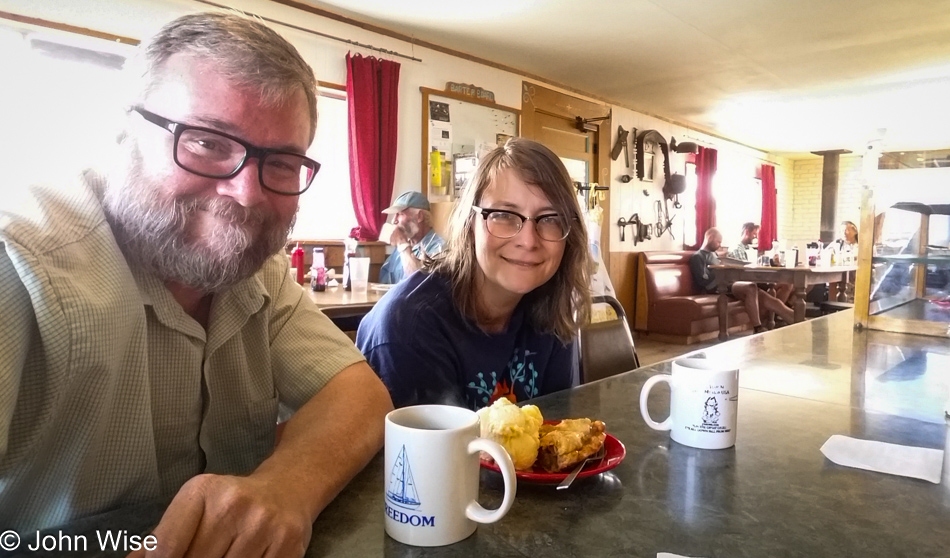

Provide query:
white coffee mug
left=639, top=358, right=739, bottom=450
left=384, top=405, right=516, bottom=547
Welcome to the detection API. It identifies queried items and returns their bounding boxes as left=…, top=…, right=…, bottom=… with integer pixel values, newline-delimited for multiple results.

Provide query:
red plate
left=480, top=433, right=625, bottom=484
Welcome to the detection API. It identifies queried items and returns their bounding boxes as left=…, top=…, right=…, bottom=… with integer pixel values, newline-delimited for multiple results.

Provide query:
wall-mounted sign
left=446, top=82, right=495, bottom=103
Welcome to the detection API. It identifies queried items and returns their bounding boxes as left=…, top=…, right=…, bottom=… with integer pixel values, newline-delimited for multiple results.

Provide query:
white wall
left=784, top=155, right=863, bottom=248
left=607, top=106, right=786, bottom=252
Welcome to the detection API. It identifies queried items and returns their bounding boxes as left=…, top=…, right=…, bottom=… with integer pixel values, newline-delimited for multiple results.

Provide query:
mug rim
left=386, top=404, right=478, bottom=433
left=672, top=357, right=739, bottom=373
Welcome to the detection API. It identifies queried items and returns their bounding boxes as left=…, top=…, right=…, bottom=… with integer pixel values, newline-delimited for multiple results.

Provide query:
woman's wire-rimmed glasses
left=131, top=106, right=320, bottom=196
left=471, top=206, right=571, bottom=241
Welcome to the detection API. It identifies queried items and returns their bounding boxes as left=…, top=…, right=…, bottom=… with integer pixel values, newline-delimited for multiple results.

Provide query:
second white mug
left=639, top=358, right=739, bottom=450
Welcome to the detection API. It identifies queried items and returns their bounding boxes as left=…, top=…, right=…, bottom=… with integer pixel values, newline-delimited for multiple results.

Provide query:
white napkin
left=820, top=434, right=943, bottom=484
left=658, top=554, right=705, bottom=558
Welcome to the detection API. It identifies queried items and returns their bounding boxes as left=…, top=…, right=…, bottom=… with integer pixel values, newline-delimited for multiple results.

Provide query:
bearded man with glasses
left=357, top=138, right=592, bottom=411
left=0, top=12, right=392, bottom=557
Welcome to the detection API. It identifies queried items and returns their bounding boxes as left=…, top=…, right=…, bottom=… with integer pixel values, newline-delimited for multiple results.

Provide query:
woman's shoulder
left=363, top=271, right=456, bottom=329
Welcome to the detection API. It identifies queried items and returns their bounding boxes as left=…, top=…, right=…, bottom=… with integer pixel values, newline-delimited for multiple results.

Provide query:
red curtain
left=691, top=146, right=717, bottom=249
left=346, top=53, right=400, bottom=240
left=759, top=164, right=778, bottom=251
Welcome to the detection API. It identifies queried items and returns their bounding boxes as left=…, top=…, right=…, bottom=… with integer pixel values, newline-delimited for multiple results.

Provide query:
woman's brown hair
left=428, top=138, right=591, bottom=342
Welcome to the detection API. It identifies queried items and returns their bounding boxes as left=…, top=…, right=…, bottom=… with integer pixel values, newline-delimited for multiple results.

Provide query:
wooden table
left=710, top=264, right=856, bottom=340
left=304, top=284, right=388, bottom=309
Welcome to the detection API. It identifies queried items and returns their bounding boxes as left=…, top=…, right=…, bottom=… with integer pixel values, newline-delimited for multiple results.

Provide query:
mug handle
left=640, top=375, right=673, bottom=431
left=464, top=438, right=516, bottom=524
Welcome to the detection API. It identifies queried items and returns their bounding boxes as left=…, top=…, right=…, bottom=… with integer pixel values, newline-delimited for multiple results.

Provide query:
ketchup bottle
left=291, top=243, right=305, bottom=285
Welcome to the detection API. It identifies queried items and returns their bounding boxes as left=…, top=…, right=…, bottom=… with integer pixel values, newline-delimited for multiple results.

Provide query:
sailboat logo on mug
left=385, top=445, right=435, bottom=527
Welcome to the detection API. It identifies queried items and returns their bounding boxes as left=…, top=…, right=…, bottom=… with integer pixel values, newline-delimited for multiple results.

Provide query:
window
left=713, top=160, right=762, bottom=250
left=678, top=161, right=698, bottom=248
left=2, top=23, right=357, bottom=240
left=1, top=24, right=132, bottom=184
left=293, top=88, right=358, bottom=240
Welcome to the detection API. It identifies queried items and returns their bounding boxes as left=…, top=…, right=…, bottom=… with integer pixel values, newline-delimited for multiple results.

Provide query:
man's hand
left=130, top=363, right=391, bottom=558
left=128, top=474, right=311, bottom=558
left=389, top=226, right=409, bottom=247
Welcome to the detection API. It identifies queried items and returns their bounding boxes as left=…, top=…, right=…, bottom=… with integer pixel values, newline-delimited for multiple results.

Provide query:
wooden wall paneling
left=608, top=251, right=638, bottom=330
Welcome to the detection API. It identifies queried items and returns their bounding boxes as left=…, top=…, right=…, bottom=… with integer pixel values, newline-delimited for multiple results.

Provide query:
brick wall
left=783, top=155, right=863, bottom=248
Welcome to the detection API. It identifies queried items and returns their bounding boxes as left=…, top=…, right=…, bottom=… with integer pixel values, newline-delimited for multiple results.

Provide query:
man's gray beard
left=399, top=220, right=420, bottom=243
left=103, top=147, right=294, bottom=294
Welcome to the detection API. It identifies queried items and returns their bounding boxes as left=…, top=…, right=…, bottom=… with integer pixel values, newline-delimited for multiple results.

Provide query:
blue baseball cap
left=382, top=191, right=430, bottom=214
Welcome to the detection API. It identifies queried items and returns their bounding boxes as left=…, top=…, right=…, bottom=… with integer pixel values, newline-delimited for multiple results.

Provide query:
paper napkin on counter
left=658, top=554, right=705, bottom=558
left=820, top=435, right=943, bottom=484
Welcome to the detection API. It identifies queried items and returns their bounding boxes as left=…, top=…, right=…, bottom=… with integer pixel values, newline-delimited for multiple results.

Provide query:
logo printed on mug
left=385, top=445, right=435, bottom=527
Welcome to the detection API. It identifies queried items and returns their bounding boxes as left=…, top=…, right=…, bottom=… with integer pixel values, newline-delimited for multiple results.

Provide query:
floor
left=634, top=302, right=831, bottom=367
left=634, top=330, right=758, bottom=367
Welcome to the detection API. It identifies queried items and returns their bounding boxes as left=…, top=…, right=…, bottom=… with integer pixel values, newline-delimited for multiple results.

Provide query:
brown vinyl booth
left=634, top=251, right=751, bottom=344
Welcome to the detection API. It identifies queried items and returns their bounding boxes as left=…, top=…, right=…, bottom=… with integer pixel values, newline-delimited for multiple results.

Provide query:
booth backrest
left=640, top=252, right=697, bottom=299
left=635, top=251, right=699, bottom=332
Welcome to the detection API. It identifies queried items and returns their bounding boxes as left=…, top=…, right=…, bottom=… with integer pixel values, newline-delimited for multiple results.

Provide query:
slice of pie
left=536, top=419, right=607, bottom=473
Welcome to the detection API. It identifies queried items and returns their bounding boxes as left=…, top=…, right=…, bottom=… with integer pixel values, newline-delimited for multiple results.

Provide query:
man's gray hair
left=127, top=11, right=318, bottom=142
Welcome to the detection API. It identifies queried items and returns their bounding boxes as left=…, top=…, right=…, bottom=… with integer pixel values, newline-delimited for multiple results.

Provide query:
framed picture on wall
left=429, top=100, right=450, bottom=122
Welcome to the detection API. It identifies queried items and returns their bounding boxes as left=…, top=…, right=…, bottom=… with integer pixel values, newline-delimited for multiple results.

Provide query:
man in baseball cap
left=379, top=191, right=445, bottom=283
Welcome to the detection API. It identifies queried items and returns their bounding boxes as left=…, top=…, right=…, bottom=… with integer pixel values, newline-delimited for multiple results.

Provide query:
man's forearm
left=400, top=247, right=424, bottom=276
left=251, top=362, right=393, bottom=520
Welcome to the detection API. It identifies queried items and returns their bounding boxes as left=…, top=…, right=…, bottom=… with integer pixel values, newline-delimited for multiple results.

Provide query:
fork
left=556, top=445, right=607, bottom=490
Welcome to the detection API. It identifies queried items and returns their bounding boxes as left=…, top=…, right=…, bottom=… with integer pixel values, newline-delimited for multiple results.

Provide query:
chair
left=321, top=303, right=376, bottom=333
left=579, top=295, right=641, bottom=384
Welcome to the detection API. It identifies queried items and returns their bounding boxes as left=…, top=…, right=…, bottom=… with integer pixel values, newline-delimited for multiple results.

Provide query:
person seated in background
left=0, top=12, right=392, bottom=556
left=729, top=221, right=795, bottom=303
left=726, top=221, right=759, bottom=262
left=378, top=191, right=445, bottom=283
left=357, top=138, right=591, bottom=410
left=830, top=220, right=860, bottom=301
left=690, top=228, right=795, bottom=332
left=835, top=220, right=859, bottom=251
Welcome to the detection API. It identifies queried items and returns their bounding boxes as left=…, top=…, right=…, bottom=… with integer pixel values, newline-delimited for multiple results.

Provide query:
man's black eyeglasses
left=471, top=206, right=571, bottom=241
left=132, top=106, right=320, bottom=196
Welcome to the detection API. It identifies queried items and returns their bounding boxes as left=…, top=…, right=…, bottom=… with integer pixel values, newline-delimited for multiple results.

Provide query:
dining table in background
left=28, top=310, right=950, bottom=558
left=304, top=283, right=388, bottom=309
left=710, top=263, right=857, bottom=340
left=305, top=283, right=390, bottom=333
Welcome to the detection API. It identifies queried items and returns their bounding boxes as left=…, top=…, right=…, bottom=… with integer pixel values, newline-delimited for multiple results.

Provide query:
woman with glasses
left=357, top=138, right=591, bottom=410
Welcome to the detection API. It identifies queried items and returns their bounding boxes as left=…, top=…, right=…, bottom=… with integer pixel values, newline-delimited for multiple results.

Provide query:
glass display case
left=854, top=187, right=950, bottom=338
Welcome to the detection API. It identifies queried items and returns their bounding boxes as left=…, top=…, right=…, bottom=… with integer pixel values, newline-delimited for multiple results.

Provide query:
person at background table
left=357, top=138, right=591, bottom=410
left=835, top=220, right=859, bottom=251
left=0, top=12, right=392, bottom=557
left=378, top=191, right=445, bottom=283
left=729, top=221, right=795, bottom=304
left=690, top=227, right=795, bottom=332
left=726, top=221, right=759, bottom=262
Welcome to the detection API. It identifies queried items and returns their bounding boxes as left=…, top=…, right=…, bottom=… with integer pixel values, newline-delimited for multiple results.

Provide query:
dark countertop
left=15, top=311, right=950, bottom=557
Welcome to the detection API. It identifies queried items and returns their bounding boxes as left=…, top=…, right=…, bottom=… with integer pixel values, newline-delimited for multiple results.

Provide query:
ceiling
left=294, top=0, right=950, bottom=158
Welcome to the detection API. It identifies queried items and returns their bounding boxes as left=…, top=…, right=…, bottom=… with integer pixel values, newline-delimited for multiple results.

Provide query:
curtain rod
left=194, top=0, right=422, bottom=62
left=680, top=132, right=782, bottom=167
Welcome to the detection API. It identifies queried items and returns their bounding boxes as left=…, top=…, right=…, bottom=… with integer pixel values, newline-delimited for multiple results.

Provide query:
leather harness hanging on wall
left=635, top=129, right=671, bottom=183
